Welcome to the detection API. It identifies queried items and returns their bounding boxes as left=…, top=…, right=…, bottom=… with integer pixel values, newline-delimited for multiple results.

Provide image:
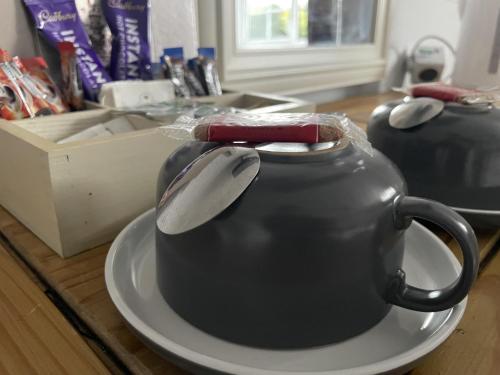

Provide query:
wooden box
left=0, top=109, right=183, bottom=257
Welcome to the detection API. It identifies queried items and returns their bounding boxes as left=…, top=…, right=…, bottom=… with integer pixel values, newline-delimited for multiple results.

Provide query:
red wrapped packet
left=195, top=123, right=339, bottom=143
left=0, top=49, right=68, bottom=119
left=408, top=83, right=498, bottom=104
left=58, top=42, right=85, bottom=111
left=0, top=49, right=33, bottom=119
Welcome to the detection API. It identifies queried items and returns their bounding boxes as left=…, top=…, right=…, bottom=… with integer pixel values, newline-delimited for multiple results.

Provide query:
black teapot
left=156, top=134, right=478, bottom=348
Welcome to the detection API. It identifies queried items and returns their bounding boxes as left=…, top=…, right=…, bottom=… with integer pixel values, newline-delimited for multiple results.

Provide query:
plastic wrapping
left=114, top=99, right=240, bottom=121
left=160, top=112, right=373, bottom=155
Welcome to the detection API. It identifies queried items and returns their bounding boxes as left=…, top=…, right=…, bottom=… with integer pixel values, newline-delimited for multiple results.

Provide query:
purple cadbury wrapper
left=23, top=0, right=111, bottom=101
left=102, top=0, right=152, bottom=81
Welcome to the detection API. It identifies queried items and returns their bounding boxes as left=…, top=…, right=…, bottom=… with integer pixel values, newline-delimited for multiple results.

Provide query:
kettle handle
left=387, top=196, right=479, bottom=312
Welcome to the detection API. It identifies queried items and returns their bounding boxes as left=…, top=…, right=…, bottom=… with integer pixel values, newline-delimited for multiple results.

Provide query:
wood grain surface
left=317, top=91, right=403, bottom=130
left=0, top=92, right=498, bottom=375
left=0, top=241, right=110, bottom=375
left=0, top=206, right=185, bottom=375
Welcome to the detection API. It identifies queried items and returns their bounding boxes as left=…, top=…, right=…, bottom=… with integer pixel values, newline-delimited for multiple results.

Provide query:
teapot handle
left=387, top=196, right=479, bottom=312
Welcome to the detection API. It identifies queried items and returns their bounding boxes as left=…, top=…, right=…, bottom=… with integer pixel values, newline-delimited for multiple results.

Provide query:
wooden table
left=0, top=239, right=110, bottom=374
left=1, top=93, right=499, bottom=375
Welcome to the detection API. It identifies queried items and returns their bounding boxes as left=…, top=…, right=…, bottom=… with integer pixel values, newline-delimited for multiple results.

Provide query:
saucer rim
left=105, top=208, right=466, bottom=375
left=452, top=206, right=500, bottom=215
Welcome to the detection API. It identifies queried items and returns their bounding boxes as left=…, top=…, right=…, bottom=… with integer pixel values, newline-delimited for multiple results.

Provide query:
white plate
left=105, top=209, right=466, bottom=375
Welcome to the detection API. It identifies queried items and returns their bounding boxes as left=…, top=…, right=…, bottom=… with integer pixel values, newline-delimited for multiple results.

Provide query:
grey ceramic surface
left=105, top=209, right=466, bottom=375
left=155, top=141, right=477, bottom=348
left=368, top=101, right=500, bottom=223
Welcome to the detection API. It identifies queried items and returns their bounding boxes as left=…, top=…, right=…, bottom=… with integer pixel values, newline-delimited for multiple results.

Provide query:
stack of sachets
left=162, top=47, right=223, bottom=98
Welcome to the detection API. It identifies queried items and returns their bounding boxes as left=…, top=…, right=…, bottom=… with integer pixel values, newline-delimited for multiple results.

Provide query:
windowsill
left=221, top=59, right=386, bottom=95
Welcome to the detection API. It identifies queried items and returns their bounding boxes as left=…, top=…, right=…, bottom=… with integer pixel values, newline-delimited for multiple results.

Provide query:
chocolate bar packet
left=23, top=0, right=111, bottom=101
left=102, top=0, right=152, bottom=80
left=162, top=48, right=190, bottom=98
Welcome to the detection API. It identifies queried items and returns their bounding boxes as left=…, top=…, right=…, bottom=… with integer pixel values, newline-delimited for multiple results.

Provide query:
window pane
left=271, top=10, right=290, bottom=38
left=341, top=0, right=377, bottom=44
left=308, top=0, right=339, bottom=45
left=238, top=0, right=377, bottom=48
left=249, top=14, right=267, bottom=39
left=244, top=0, right=293, bottom=42
left=298, top=1, right=309, bottom=39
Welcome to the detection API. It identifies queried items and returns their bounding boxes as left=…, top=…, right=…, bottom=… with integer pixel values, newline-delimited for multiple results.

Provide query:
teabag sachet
left=23, top=0, right=111, bottom=101
left=102, top=0, right=152, bottom=80
left=160, top=112, right=373, bottom=155
left=162, top=48, right=191, bottom=98
left=188, top=48, right=222, bottom=96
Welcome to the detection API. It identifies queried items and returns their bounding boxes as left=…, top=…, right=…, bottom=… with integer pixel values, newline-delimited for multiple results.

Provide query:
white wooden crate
left=0, top=109, right=182, bottom=257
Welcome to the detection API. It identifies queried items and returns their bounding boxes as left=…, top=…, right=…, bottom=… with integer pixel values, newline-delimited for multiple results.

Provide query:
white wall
left=382, top=0, right=462, bottom=90
left=298, top=0, right=463, bottom=103
left=0, top=0, right=37, bottom=57
left=150, top=0, right=199, bottom=61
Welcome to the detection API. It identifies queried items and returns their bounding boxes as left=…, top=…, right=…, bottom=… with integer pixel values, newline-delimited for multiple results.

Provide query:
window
left=238, top=0, right=378, bottom=49
left=238, top=0, right=308, bottom=48
left=198, top=0, right=388, bottom=94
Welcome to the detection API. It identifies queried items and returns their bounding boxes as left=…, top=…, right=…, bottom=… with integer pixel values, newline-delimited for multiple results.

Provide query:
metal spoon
left=156, top=146, right=260, bottom=235
left=389, top=97, right=445, bottom=129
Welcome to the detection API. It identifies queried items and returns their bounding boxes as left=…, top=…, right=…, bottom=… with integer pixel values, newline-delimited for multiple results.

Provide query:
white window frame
left=197, top=0, right=389, bottom=95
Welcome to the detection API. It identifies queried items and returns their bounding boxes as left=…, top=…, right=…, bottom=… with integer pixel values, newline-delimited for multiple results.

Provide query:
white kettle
left=452, top=0, right=500, bottom=88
